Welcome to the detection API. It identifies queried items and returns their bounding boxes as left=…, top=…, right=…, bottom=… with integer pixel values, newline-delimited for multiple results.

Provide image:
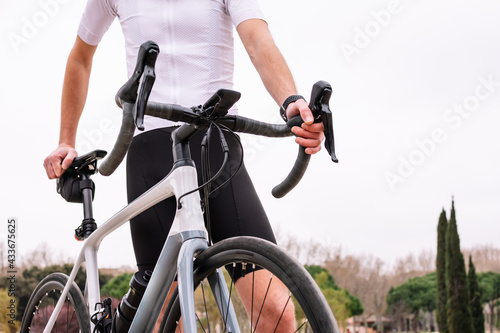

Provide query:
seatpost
left=80, top=174, right=97, bottom=239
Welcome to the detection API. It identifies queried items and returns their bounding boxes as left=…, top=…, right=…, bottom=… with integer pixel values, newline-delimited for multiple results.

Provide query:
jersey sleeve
left=226, top=0, right=266, bottom=27
left=77, top=0, right=117, bottom=45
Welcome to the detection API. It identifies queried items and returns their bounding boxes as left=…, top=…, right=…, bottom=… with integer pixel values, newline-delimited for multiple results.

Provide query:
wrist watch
left=280, top=95, right=305, bottom=121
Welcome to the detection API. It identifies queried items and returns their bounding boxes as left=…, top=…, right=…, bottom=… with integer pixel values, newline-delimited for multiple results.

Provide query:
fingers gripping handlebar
left=98, top=40, right=338, bottom=198
left=271, top=81, right=338, bottom=198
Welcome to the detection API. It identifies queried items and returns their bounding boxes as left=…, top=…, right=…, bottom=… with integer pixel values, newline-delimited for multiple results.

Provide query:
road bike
left=21, top=41, right=339, bottom=333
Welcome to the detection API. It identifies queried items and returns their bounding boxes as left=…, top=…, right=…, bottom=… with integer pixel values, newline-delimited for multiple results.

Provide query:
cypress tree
left=468, top=256, right=485, bottom=333
left=436, top=209, right=449, bottom=333
left=445, top=200, right=473, bottom=333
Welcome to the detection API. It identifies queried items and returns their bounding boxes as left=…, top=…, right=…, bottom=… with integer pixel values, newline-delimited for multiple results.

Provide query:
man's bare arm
left=237, top=19, right=324, bottom=154
left=44, top=36, right=97, bottom=179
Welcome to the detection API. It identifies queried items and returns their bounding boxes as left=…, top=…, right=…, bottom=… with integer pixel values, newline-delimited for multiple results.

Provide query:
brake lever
left=286, top=80, right=338, bottom=163
left=272, top=81, right=337, bottom=198
left=115, top=40, right=160, bottom=130
left=310, top=81, right=338, bottom=163
left=134, top=50, right=158, bottom=130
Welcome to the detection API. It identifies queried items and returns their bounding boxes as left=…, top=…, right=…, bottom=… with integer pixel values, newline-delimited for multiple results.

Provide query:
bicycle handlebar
left=98, top=40, right=337, bottom=198
left=99, top=99, right=293, bottom=174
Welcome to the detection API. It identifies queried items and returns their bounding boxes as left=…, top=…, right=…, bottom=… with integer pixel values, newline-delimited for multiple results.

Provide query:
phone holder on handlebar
left=201, top=89, right=241, bottom=120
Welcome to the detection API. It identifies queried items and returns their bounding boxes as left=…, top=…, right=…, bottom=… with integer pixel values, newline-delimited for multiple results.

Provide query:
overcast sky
left=1, top=0, right=499, bottom=271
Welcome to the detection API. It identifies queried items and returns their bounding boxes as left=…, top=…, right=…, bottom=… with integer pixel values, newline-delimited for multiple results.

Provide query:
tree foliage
left=387, top=272, right=437, bottom=314
left=0, top=264, right=113, bottom=321
left=100, top=272, right=134, bottom=299
left=468, top=256, right=484, bottom=333
left=305, top=265, right=363, bottom=326
left=478, top=272, right=500, bottom=304
left=1, top=288, right=21, bottom=332
left=445, top=201, right=473, bottom=333
left=478, top=272, right=500, bottom=333
left=436, top=208, right=449, bottom=333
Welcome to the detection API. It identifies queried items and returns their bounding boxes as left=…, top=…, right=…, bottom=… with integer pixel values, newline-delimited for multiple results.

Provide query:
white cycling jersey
left=78, top=0, right=265, bottom=134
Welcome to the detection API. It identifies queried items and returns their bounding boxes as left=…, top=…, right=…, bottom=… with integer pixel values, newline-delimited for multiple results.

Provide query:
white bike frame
left=43, top=161, right=240, bottom=333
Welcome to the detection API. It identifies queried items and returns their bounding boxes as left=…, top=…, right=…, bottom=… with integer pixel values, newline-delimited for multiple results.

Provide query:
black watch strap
left=280, top=95, right=305, bottom=121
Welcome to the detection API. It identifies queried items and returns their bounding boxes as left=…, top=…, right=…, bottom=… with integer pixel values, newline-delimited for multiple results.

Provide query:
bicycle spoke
left=251, top=268, right=255, bottom=332
left=223, top=270, right=235, bottom=331
left=22, top=274, right=89, bottom=333
left=41, top=294, right=50, bottom=326
left=69, top=308, right=77, bottom=330
left=200, top=282, right=210, bottom=333
left=161, top=238, right=339, bottom=333
left=66, top=295, right=70, bottom=332
left=273, top=293, right=292, bottom=333
left=295, top=320, right=309, bottom=332
left=253, top=273, right=273, bottom=332
left=196, top=312, right=208, bottom=333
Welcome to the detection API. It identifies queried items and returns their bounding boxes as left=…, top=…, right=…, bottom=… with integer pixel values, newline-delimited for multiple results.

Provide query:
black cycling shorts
left=126, top=127, right=276, bottom=280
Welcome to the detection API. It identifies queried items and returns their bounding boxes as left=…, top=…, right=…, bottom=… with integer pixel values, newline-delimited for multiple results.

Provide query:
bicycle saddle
left=66, top=149, right=108, bottom=175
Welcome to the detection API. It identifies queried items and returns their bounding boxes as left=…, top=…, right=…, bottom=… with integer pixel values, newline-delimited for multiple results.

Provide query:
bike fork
left=177, top=238, right=241, bottom=333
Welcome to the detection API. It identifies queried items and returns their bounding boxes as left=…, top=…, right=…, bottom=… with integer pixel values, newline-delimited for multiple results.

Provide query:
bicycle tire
left=160, top=236, right=340, bottom=332
left=20, top=272, right=90, bottom=333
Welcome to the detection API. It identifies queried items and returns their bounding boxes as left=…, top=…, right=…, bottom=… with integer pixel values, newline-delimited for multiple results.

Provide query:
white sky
left=1, top=0, right=499, bottom=271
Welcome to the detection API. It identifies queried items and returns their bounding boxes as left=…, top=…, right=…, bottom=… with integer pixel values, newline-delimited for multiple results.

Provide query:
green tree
left=305, top=265, right=363, bottom=328
left=314, top=271, right=352, bottom=326
left=436, top=208, right=449, bottom=333
left=387, top=272, right=437, bottom=332
left=445, top=200, right=473, bottom=333
left=0, top=288, right=21, bottom=332
left=478, top=272, right=500, bottom=333
left=468, top=256, right=485, bottom=333
left=0, top=264, right=86, bottom=321
left=100, top=272, right=134, bottom=299
left=0, top=264, right=113, bottom=321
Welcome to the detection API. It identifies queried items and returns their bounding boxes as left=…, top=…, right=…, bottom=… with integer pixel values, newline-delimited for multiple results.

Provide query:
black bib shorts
left=126, top=126, right=276, bottom=279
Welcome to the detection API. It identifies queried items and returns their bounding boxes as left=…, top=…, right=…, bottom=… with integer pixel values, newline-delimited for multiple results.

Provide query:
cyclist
left=43, top=0, right=325, bottom=330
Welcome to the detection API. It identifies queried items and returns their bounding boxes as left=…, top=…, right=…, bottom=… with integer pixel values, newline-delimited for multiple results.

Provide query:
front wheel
left=20, top=272, right=90, bottom=333
left=160, top=236, right=340, bottom=332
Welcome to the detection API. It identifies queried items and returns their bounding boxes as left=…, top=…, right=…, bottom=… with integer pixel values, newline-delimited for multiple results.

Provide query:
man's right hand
left=43, top=144, right=78, bottom=179
left=43, top=37, right=96, bottom=179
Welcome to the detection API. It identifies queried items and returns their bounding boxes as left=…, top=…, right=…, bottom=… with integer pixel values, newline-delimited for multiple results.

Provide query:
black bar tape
left=272, top=146, right=311, bottom=198
left=219, top=116, right=291, bottom=137
left=99, top=103, right=136, bottom=176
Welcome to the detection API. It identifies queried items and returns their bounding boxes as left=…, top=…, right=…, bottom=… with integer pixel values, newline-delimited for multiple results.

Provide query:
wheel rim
left=193, top=265, right=310, bottom=332
left=165, top=253, right=321, bottom=332
left=27, top=282, right=81, bottom=332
